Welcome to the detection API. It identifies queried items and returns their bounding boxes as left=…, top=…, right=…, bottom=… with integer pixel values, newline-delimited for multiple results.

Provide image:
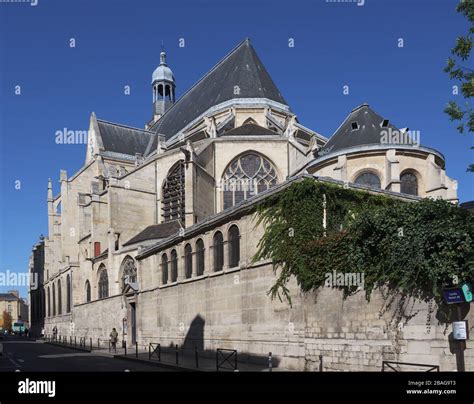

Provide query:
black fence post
left=74, top=336, right=77, bottom=348
left=235, top=351, right=238, bottom=371
left=269, top=352, right=272, bottom=372
left=98, top=339, right=100, bottom=350
left=90, top=338, right=92, bottom=351
left=319, top=355, right=323, bottom=372
left=175, top=344, right=179, bottom=365
left=195, top=347, right=199, bottom=369
left=135, top=342, right=138, bottom=358
left=158, top=344, right=161, bottom=361
left=148, top=344, right=151, bottom=360
left=216, top=350, right=219, bottom=371
left=124, top=341, right=127, bottom=356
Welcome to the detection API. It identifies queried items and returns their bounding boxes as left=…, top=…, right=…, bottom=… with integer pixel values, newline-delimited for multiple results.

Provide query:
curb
left=113, top=354, right=204, bottom=371
left=44, top=341, right=91, bottom=353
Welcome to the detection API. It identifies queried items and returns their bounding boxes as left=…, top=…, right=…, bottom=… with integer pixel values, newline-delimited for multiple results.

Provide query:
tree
left=2, top=310, right=12, bottom=331
left=444, top=0, right=474, bottom=171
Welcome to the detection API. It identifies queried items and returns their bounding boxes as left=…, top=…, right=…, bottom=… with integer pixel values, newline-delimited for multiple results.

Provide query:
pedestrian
left=110, top=328, right=118, bottom=353
left=53, top=325, right=58, bottom=342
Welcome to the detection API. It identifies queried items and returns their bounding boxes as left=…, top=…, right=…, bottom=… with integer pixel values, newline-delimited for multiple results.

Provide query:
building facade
left=0, top=290, right=29, bottom=330
left=30, top=39, right=470, bottom=370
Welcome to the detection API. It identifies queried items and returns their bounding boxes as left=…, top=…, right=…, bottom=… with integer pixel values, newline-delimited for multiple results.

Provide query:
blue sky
left=0, top=0, right=473, bottom=298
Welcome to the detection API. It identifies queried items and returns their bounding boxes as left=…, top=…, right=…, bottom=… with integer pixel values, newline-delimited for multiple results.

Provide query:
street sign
left=453, top=321, right=467, bottom=340
left=461, top=283, right=473, bottom=303
left=442, top=288, right=465, bottom=304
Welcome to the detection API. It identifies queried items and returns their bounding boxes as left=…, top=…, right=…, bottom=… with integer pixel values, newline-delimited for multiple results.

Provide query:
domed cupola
left=152, top=51, right=176, bottom=120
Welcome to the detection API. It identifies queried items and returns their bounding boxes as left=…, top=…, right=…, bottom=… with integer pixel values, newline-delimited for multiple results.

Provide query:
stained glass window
left=400, top=171, right=418, bottom=196
left=85, top=281, right=91, bottom=303
left=196, top=239, right=205, bottom=276
left=184, top=244, right=193, bottom=279
left=354, top=172, right=381, bottom=189
left=222, top=153, right=278, bottom=209
left=161, top=253, right=168, bottom=285
left=228, top=225, right=240, bottom=268
left=66, top=275, right=71, bottom=313
left=98, top=266, right=109, bottom=299
left=162, top=161, right=185, bottom=224
left=121, top=256, right=137, bottom=290
left=213, top=232, right=224, bottom=272
left=170, top=249, right=178, bottom=282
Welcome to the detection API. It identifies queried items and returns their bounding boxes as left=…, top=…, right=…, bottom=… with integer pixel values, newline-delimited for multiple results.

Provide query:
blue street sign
left=442, top=288, right=465, bottom=304
left=461, top=283, right=473, bottom=303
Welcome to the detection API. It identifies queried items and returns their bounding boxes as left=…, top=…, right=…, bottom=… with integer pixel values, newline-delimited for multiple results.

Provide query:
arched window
left=161, top=253, right=169, bottom=285
left=400, top=171, right=418, bottom=196
left=98, top=267, right=109, bottom=299
left=57, top=279, right=62, bottom=315
left=162, top=161, right=186, bottom=224
left=213, top=231, right=224, bottom=272
left=228, top=225, right=240, bottom=268
left=184, top=244, right=193, bottom=279
left=52, top=283, right=56, bottom=316
left=196, top=239, right=205, bottom=276
left=170, top=249, right=178, bottom=282
left=121, top=256, right=137, bottom=290
left=354, top=171, right=381, bottom=189
left=85, top=280, right=91, bottom=303
left=47, top=287, right=51, bottom=317
left=222, top=153, right=278, bottom=209
left=66, top=275, right=71, bottom=313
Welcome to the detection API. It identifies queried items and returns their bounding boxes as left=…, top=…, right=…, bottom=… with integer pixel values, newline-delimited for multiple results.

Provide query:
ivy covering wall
left=253, top=179, right=474, bottom=312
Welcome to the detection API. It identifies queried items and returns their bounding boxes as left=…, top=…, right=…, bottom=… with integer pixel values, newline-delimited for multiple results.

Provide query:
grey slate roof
left=221, top=123, right=279, bottom=137
left=123, top=220, right=182, bottom=247
left=317, top=104, right=414, bottom=157
left=97, top=119, right=156, bottom=157
left=151, top=38, right=288, bottom=139
left=0, top=293, right=20, bottom=302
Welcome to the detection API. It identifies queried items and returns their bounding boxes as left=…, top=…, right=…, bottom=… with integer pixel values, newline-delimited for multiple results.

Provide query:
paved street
left=0, top=335, right=172, bottom=371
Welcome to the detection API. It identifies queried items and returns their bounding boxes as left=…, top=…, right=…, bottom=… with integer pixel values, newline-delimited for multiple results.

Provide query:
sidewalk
left=44, top=339, right=287, bottom=371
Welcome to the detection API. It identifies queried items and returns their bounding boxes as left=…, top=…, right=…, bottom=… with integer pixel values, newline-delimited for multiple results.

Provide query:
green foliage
left=444, top=0, right=474, bottom=170
left=253, top=179, right=474, bottom=310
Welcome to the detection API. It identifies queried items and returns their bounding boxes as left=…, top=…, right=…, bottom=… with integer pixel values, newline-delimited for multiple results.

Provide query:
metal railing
left=216, top=348, right=238, bottom=371
left=382, top=361, right=440, bottom=372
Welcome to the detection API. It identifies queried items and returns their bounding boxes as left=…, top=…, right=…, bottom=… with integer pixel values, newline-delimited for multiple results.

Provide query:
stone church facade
left=30, top=39, right=470, bottom=370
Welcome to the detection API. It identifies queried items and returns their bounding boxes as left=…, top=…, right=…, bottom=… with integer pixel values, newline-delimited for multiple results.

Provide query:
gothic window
left=170, top=249, right=178, bottom=282
left=184, top=244, right=193, bottom=279
left=228, top=225, right=240, bottom=268
left=222, top=153, right=278, bottom=209
left=98, top=266, right=109, bottom=299
left=213, top=231, right=224, bottom=272
left=354, top=171, right=381, bottom=189
left=52, top=284, right=56, bottom=316
left=400, top=171, right=418, bottom=196
left=85, top=280, right=91, bottom=303
left=47, top=287, right=51, bottom=317
left=196, top=239, right=205, bottom=276
left=162, top=161, right=185, bottom=224
left=161, top=253, right=169, bottom=285
left=57, top=280, right=62, bottom=315
left=66, top=275, right=71, bottom=313
left=121, top=256, right=137, bottom=290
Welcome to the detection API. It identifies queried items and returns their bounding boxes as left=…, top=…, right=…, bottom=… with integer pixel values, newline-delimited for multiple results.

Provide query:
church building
left=30, top=39, right=465, bottom=370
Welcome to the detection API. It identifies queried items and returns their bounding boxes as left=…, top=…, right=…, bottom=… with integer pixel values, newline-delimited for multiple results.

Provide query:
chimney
left=8, top=290, right=19, bottom=298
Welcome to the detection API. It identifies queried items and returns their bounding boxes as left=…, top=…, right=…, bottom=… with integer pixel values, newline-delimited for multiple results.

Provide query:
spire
left=151, top=47, right=176, bottom=122
left=47, top=178, right=53, bottom=200
left=160, top=51, right=166, bottom=65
